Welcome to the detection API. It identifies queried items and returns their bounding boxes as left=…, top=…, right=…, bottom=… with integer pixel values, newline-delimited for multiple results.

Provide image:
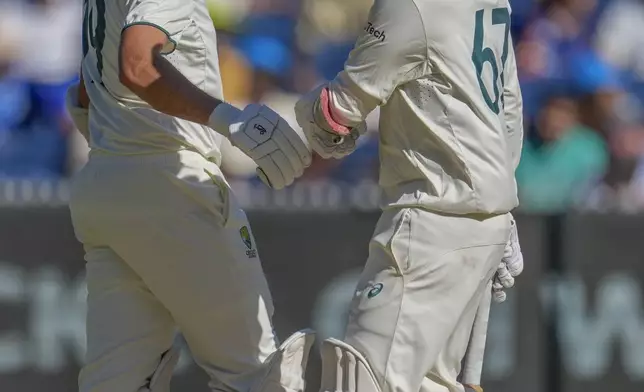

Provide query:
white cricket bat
left=462, top=280, right=493, bottom=392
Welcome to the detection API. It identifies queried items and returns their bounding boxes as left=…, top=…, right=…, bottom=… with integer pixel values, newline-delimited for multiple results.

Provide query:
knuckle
left=258, top=105, right=279, bottom=121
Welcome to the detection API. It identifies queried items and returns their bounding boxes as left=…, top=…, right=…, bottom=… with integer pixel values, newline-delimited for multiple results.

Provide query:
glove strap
left=208, top=102, right=242, bottom=138
left=313, top=88, right=352, bottom=136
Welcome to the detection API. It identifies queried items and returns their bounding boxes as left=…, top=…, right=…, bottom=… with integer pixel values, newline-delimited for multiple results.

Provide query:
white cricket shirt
left=81, top=0, right=225, bottom=159
left=327, top=0, right=524, bottom=214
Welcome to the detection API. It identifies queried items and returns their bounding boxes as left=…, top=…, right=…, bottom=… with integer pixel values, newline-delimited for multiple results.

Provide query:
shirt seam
left=409, top=0, right=431, bottom=70
left=121, top=22, right=178, bottom=54
left=381, top=0, right=430, bottom=105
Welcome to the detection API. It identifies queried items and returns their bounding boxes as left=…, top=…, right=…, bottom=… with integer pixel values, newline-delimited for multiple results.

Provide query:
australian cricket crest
left=239, top=226, right=257, bottom=259
left=367, top=283, right=384, bottom=298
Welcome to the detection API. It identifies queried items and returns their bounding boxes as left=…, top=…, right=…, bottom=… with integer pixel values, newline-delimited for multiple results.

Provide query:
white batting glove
left=295, top=85, right=367, bottom=160
left=209, top=103, right=312, bottom=190
left=492, top=216, right=524, bottom=303
left=65, top=83, right=89, bottom=142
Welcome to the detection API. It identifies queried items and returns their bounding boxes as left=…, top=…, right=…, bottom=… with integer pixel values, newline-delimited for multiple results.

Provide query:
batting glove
left=492, top=216, right=524, bottom=303
left=65, top=83, right=89, bottom=142
left=295, top=84, right=367, bottom=160
left=209, top=103, right=312, bottom=190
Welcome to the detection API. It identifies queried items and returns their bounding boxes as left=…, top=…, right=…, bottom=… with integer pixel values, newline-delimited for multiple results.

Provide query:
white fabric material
left=210, top=103, right=311, bottom=189
left=71, top=150, right=279, bottom=392
left=325, top=0, right=523, bottom=214
left=66, top=83, right=90, bottom=142
left=125, top=0, right=193, bottom=46
left=295, top=85, right=367, bottom=160
left=144, top=344, right=181, bottom=392
left=319, top=338, right=382, bottom=392
left=82, top=0, right=225, bottom=157
left=343, top=208, right=511, bottom=392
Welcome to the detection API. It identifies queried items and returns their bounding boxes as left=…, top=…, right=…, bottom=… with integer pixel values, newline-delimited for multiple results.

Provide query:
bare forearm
left=143, top=52, right=222, bottom=124
left=124, top=51, right=221, bottom=125
left=119, top=26, right=225, bottom=126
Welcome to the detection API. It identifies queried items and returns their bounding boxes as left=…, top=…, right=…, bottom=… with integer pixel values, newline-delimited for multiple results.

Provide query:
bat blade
left=462, top=280, right=493, bottom=389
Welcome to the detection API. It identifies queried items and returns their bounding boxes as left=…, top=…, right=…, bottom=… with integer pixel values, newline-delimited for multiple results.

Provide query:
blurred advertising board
left=0, top=180, right=641, bottom=392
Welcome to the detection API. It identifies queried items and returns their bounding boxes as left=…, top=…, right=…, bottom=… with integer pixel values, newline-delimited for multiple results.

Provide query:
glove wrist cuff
left=313, top=88, right=352, bottom=136
left=208, top=102, right=242, bottom=138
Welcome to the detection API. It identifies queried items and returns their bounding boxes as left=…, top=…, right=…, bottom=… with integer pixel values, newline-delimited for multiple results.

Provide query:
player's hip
left=82, top=148, right=216, bottom=169
left=370, top=206, right=510, bottom=274
left=89, top=137, right=222, bottom=164
left=380, top=176, right=518, bottom=215
left=70, top=149, right=231, bottom=229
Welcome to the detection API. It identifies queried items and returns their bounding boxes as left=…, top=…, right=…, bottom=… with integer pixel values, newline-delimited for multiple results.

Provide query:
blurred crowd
left=2, top=0, right=644, bottom=212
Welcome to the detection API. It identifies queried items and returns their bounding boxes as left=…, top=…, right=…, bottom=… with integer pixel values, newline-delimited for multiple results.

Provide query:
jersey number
left=472, top=8, right=510, bottom=115
left=82, top=0, right=107, bottom=84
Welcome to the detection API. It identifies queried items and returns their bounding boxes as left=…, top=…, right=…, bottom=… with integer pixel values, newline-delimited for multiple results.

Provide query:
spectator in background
left=207, top=0, right=254, bottom=105
left=250, top=0, right=301, bottom=16
left=575, top=49, right=644, bottom=189
left=0, top=9, right=29, bottom=138
left=571, top=50, right=644, bottom=210
left=517, top=0, right=597, bottom=80
left=0, top=74, right=31, bottom=168
left=296, top=0, right=373, bottom=56
left=206, top=0, right=253, bottom=33
left=595, top=0, right=644, bottom=82
left=571, top=50, right=633, bottom=135
left=516, top=93, right=608, bottom=212
left=0, top=0, right=83, bottom=178
left=14, top=0, right=81, bottom=129
left=507, top=0, right=537, bottom=38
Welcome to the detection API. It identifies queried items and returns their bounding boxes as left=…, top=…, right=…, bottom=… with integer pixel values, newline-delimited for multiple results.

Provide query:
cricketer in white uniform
left=65, top=1, right=314, bottom=391
left=295, top=0, right=525, bottom=391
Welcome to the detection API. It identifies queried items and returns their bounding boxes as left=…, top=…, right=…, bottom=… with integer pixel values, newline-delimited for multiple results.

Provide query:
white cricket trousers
left=69, top=150, right=278, bottom=392
left=345, top=208, right=511, bottom=392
